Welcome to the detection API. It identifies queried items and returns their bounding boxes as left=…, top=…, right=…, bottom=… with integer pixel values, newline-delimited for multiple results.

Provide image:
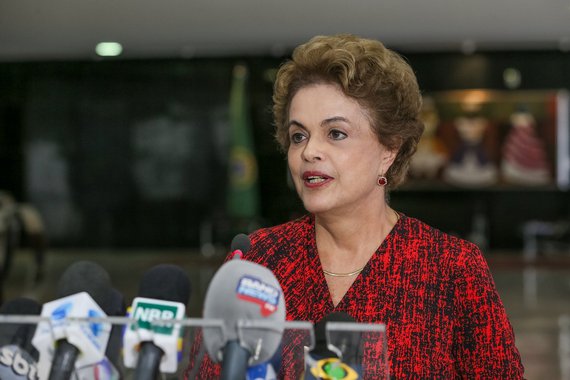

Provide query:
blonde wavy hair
left=273, top=34, right=424, bottom=189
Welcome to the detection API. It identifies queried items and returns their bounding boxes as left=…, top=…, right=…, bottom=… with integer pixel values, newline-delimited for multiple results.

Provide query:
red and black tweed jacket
left=186, top=213, right=524, bottom=379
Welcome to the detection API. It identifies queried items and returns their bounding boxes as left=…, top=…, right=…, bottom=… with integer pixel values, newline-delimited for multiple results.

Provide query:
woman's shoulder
left=399, top=214, right=483, bottom=263
left=244, top=214, right=313, bottom=264
left=249, top=214, right=312, bottom=244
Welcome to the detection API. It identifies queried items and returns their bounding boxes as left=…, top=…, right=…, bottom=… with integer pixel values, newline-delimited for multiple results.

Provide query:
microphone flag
left=31, top=292, right=111, bottom=378
left=122, top=297, right=185, bottom=373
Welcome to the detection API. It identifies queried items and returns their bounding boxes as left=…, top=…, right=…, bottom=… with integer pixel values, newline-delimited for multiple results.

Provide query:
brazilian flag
left=226, top=64, right=260, bottom=220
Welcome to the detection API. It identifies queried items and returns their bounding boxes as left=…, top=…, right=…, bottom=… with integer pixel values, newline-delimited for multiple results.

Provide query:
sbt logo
left=0, top=346, right=38, bottom=380
left=132, top=301, right=179, bottom=335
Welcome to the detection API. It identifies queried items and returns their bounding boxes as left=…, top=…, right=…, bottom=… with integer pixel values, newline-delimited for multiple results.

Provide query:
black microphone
left=58, top=286, right=126, bottom=380
left=0, top=298, right=41, bottom=380
left=122, top=264, right=191, bottom=380
left=0, top=297, right=41, bottom=354
left=305, top=312, right=361, bottom=380
left=203, top=234, right=286, bottom=380
left=101, top=287, right=126, bottom=377
left=31, top=261, right=115, bottom=380
left=230, top=233, right=251, bottom=258
left=55, top=260, right=113, bottom=306
left=313, top=312, right=356, bottom=358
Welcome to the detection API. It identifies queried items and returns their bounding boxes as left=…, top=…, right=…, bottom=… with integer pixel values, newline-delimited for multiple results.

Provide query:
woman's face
left=287, top=83, right=394, bottom=216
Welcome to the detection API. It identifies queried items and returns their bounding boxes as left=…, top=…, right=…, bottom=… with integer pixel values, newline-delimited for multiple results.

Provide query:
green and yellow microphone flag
left=226, top=64, right=260, bottom=219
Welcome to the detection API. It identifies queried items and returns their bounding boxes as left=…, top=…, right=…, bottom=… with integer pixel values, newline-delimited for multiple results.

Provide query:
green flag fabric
left=226, top=64, right=260, bottom=219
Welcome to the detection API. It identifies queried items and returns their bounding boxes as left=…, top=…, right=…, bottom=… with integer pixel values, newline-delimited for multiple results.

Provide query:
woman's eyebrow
left=321, top=116, right=350, bottom=127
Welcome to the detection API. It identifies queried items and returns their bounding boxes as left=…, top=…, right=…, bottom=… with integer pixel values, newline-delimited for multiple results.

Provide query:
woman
left=187, top=34, right=524, bottom=379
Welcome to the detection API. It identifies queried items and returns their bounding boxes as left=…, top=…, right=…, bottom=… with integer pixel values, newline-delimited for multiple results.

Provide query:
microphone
left=73, top=287, right=125, bottom=380
left=0, top=298, right=42, bottom=380
left=304, top=312, right=361, bottom=380
left=246, top=339, right=282, bottom=380
left=202, top=234, right=286, bottom=380
left=31, top=261, right=114, bottom=380
left=230, top=233, right=251, bottom=259
left=102, top=287, right=126, bottom=373
left=246, top=361, right=277, bottom=380
left=0, top=297, right=42, bottom=355
left=123, top=264, right=191, bottom=380
left=0, top=345, right=39, bottom=380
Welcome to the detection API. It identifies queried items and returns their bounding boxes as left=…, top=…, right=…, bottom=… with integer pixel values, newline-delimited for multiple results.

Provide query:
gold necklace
left=321, top=211, right=399, bottom=278
left=322, top=266, right=365, bottom=277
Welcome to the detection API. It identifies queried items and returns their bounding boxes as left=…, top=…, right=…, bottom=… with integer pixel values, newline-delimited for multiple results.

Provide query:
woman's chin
left=302, top=202, right=333, bottom=215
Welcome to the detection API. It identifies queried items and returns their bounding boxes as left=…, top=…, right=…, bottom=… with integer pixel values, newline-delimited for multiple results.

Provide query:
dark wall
left=0, top=50, right=569, bottom=249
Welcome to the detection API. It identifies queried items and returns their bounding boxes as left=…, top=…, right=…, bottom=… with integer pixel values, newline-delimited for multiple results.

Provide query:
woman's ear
left=381, top=147, right=398, bottom=173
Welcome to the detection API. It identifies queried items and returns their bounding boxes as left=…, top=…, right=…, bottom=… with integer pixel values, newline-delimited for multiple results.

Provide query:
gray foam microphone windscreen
left=202, top=257, right=286, bottom=366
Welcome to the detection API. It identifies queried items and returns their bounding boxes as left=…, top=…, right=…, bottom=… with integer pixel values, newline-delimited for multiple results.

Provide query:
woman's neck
left=315, top=203, right=398, bottom=266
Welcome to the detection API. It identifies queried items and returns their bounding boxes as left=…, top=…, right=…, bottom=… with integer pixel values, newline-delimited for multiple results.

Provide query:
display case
left=406, top=89, right=569, bottom=191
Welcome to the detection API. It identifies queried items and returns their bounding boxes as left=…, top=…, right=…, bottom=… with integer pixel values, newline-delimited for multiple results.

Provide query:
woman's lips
left=302, top=171, right=333, bottom=188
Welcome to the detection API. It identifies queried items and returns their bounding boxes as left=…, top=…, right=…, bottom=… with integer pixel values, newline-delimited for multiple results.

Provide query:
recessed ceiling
left=1, top=0, right=570, bottom=61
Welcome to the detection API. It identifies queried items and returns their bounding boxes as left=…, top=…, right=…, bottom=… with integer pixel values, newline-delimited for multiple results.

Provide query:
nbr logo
left=132, top=302, right=178, bottom=334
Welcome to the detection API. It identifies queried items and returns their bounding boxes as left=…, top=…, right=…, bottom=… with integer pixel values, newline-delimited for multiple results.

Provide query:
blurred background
left=1, top=0, right=570, bottom=378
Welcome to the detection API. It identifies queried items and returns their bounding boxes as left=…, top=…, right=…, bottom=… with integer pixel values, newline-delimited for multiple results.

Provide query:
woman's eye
left=329, top=129, right=347, bottom=140
left=290, top=132, right=306, bottom=144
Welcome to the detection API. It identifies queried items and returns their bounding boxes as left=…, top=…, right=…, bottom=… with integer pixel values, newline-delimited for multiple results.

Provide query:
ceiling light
left=503, top=68, right=522, bottom=89
left=461, top=39, right=476, bottom=55
left=95, top=42, right=123, bottom=57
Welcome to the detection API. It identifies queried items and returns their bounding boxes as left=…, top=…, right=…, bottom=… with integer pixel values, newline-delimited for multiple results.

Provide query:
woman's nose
left=301, top=137, right=324, bottom=162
